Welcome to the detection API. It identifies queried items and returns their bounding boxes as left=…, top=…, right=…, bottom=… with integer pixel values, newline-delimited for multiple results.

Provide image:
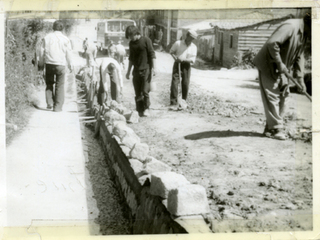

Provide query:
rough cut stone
left=104, top=109, right=126, bottom=124
left=138, top=174, right=151, bottom=186
left=120, top=145, right=131, bottom=157
left=112, top=135, right=121, bottom=145
left=167, top=184, right=210, bottom=216
left=106, top=124, right=113, bottom=134
left=144, top=157, right=171, bottom=174
left=112, top=121, right=131, bottom=139
left=126, top=111, right=139, bottom=124
left=122, top=132, right=141, bottom=149
left=174, top=215, right=212, bottom=233
left=129, top=143, right=149, bottom=161
left=150, top=172, right=189, bottom=199
left=129, top=159, right=147, bottom=178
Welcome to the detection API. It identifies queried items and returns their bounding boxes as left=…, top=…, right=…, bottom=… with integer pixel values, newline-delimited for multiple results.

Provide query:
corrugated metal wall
left=238, top=23, right=282, bottom=51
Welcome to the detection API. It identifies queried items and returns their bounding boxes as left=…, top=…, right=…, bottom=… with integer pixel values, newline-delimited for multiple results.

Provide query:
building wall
left=214, top=29, right=239, bottom=67
left=238, top=22, right=282, bottom=51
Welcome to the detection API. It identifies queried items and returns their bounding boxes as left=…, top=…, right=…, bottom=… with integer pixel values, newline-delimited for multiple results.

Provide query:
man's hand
left=69, top=65, right=74, bottom=73
left=126, top=72, right=130, bottom=80
left=297, top=78, right=307, bottom=93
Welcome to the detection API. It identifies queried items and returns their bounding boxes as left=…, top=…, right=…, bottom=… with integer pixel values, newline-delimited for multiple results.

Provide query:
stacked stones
left=90, top=100, right=211, bottom=233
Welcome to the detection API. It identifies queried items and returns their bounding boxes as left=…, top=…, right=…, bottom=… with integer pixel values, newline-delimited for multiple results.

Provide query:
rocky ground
left=118, top=53, right=312, bottom=233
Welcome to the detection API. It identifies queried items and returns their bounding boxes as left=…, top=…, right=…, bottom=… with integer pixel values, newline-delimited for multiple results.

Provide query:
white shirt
left=100, top=57, right=123, bottom=89
left=170, top=40, right=197, bottom=64
left=115, top=44, right=126, bottom=56
left=42, top=31, right=72, bottom=66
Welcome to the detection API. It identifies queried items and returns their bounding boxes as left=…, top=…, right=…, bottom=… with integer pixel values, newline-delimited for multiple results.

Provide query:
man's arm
left=146, top=37, right=157, bottom=75
left=293, top=51, right=306, bottom=93
left=66, top=40, right=74, bottom=72
left=115, top=61, right=123, bottom=88
left=266, top=22, right=294, bottom=74
left=126, top=60, right=133, bottom=80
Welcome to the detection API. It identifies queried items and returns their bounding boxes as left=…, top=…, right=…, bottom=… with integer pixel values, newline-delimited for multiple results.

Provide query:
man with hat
left=169, top=29, right=198, bottom=106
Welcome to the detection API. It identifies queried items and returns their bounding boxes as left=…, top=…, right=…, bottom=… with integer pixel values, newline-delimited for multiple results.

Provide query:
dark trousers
left=97, top=68, right=120, bottom=105
left=170, top=62, right=191, bottom=105
left=133, top=68, right=151, bottom=113
left=45, top=64, right=66, bottom=111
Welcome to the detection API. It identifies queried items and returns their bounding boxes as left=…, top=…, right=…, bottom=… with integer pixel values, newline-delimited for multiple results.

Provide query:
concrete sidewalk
left=4, top=69, right=99, bottom=234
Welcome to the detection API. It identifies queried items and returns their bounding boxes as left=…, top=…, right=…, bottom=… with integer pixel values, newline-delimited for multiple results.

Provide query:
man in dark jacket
left=253, top=14, right=310, bottom=140
left=125, top=26, right=156, bottom=117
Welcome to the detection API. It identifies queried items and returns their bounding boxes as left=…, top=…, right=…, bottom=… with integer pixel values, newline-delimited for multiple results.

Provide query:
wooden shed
left=212, top=12, right=293, bottom=68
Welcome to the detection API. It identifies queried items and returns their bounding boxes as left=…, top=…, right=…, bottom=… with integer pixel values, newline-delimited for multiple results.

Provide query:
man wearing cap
left=169, top=29, right=198, bottom=106
left=253, top=14, right=310, bottom=140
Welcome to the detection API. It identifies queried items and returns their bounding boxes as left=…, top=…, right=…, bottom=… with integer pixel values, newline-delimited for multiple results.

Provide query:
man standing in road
left=40, top=20, right=73, bottom=112
left=253, top=14, right=310, bottom=140
left=169, top=30, right=198, bottom=107
left=125, top=25, right=156, bottom=117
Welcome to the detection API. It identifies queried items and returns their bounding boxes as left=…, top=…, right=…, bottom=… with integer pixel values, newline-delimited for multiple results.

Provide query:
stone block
left=150, top=172, right=189, bottom=199
left=144, top=157, right=171, bottom=174
left=104, top=109, right=126, bottom=125
left=174, top=215, right=212, bottom=233
left=120, top=145, right=131, bottom=157
left=129, top=159, right=146, bottom=178
left=112, top=135, right=121, bottom=145
left=105, top=123, right=113, bottom=134
left=130, top=143, right=149, bottom=161
left=121, top=131, right=141, bottom=149
left=126, top=111, right=139, bottom=124
left=112, top=121, right=130, bottom=139
left=138, top=174, right=151, bottom=186
left=167, top=184, right=210, bottom=216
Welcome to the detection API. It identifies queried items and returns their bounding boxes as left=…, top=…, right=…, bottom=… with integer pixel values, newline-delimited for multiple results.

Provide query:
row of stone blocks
left=81, top=75, right=212, bottom=233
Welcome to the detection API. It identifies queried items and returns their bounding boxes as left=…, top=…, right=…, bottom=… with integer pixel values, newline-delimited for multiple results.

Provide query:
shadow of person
left=184, top=130, right=263, bottom=140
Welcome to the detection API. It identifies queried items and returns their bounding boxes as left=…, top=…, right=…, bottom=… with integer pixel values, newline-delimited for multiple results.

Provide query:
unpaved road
left=119, top=51, right=312, bottom=232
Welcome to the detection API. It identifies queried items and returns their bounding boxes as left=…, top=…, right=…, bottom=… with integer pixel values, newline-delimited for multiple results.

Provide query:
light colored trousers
left=258, top=70, right=287, bottom=130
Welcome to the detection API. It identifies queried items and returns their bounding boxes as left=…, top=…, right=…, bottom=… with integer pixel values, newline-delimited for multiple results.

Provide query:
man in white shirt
left=115, top=41, right=126, bottom=69
left=98, top=57, right=123, bottom=104
left=169, top=29, right=197, bottom=106
left=41, top=20, right=73, bottom=112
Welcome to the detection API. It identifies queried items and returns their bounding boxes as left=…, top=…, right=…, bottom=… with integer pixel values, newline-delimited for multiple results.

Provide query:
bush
left=5, top=19, right=53, bottom=143
left=231, top=48, right=258, bottom=69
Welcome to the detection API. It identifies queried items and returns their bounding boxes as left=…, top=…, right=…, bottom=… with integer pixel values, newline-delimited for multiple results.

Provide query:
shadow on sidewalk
left=185, top=130, right=263, bottom=140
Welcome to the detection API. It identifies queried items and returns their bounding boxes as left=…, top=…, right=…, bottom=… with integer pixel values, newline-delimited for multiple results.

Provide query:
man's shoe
left=263, top=125, right=272, bottom=138
left=273, top=129, right=286, bottom=140
left=142, top=109, right=150, bottom=117
left=47, top=105, right=53, bottom=110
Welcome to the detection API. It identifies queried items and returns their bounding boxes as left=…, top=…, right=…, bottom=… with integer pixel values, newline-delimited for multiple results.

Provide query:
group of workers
left=40, top=13, right=311, bottom=141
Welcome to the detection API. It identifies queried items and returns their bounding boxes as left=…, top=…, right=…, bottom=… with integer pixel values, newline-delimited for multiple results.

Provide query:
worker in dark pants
left=170, top=30, right=198, bottom=106
left=253, top=14, right=310, bottom=140
left=125, top=25, right=156, bottom=117
left=40, top=20, right=73, bottom=112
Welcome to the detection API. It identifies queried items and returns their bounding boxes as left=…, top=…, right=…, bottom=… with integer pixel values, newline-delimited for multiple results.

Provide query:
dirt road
left=119, top=51, right=312, bottom=232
